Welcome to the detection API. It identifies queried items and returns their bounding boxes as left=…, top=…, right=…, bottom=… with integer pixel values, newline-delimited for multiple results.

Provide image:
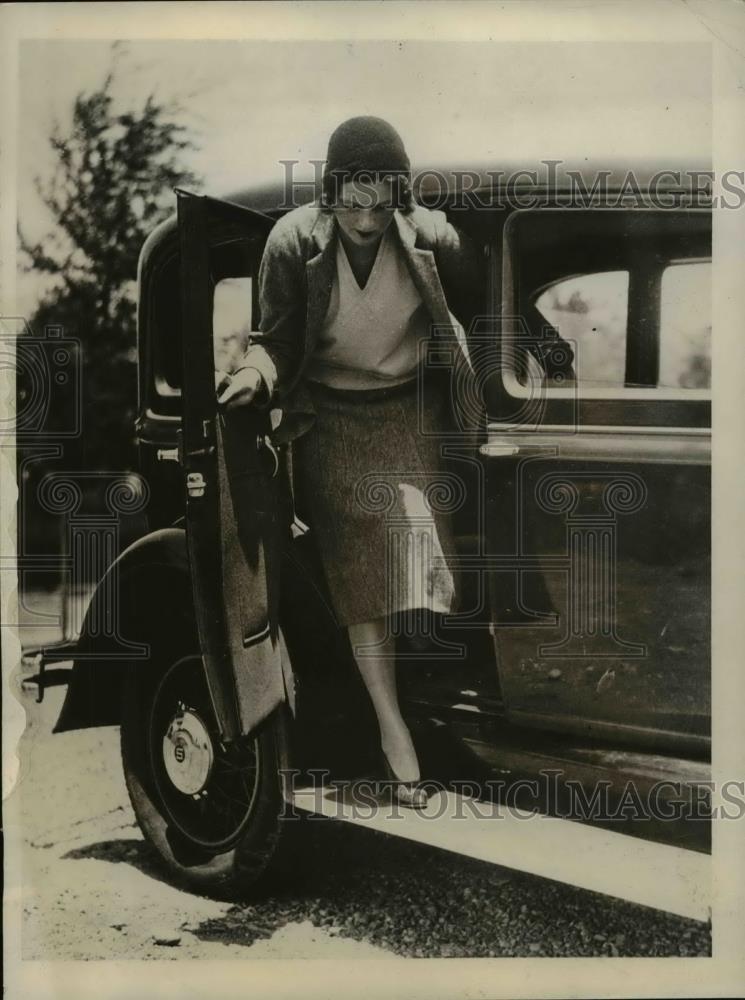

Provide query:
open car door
left=176, top=189, right=289, bottom=742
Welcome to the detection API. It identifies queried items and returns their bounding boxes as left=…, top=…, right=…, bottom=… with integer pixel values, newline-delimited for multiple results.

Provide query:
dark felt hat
left=324, top=116, right=411, bottom=178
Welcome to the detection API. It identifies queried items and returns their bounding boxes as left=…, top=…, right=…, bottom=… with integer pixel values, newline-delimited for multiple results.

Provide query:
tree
left=19, top=69, right=201, bottom=474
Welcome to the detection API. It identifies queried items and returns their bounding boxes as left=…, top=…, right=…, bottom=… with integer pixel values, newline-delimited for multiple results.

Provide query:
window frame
left=147, top=233, right=266, bottom=413
left=501, top=207, right=712, bottom=404
left=657, top=257, right=711, bottom=392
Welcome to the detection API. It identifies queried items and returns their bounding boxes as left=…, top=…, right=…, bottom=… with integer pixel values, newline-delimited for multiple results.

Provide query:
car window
left=150, top=235, right=263, bottom=412
left=659, top=261, right=711, bottom=390
left=213, top=276, right=253, bottom=374
left=534, top=271, right=629, bottom=389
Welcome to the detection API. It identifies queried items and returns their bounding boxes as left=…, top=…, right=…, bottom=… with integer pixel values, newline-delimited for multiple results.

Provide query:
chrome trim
left=144, top=408, right=182, bottom=424
left=186, top=471, right=207, bottom=498
left=481, top=444, right=520, bottom=458
left=242, top=622, right=271, bottom=649
left=506, top=709, right=710, bottom=757
left=257, top=434, right=280, bottom=478
left=501, top=366, right=712, bottom=402
left=486, top=423, right=710, bottom=436
left=482, top=425, right=711, bottom=464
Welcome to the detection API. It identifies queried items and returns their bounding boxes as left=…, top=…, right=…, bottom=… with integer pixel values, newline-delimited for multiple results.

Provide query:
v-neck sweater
left=305, top=227, right=432, bottom=389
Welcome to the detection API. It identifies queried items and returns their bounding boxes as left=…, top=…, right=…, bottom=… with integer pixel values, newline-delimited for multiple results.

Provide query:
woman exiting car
left=218, top=116, right=484, bottom=808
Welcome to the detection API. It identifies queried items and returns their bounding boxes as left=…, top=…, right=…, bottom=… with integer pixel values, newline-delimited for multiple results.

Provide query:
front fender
left=53, top=527, right=191, bottom=733
left=53, top=526, right=351, bottom=735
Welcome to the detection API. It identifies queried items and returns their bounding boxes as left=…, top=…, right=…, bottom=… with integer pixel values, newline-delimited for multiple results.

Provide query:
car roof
left=138, top=157, right=712, bottom=275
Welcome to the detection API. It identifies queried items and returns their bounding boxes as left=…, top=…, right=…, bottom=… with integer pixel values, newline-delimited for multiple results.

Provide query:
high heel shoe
left=380, top=749, right=430, bottom=810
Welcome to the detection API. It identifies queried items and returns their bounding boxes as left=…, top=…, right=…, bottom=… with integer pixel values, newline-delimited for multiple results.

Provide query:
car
left=41, top=160, right=711, bottom=896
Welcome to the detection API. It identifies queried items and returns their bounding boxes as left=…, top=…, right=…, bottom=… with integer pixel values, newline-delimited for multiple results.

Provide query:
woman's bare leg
left=348, top=617, right=420, bottom=782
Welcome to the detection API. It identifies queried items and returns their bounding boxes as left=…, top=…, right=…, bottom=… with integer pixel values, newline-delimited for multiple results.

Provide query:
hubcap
left=149, top=654, right=261, bottom=851
left=162, top=708, right=214, bottom=795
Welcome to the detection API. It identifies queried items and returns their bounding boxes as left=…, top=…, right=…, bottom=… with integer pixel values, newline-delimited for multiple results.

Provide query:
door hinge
left=186, top=471, right=207, bottom=498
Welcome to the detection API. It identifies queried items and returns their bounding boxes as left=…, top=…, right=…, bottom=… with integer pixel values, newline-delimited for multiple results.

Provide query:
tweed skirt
left=293, top=376, right=459, bottom=628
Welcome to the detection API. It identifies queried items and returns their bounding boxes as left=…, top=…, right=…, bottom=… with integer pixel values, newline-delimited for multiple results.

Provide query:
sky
left=17, top=38, right=711, bottom=314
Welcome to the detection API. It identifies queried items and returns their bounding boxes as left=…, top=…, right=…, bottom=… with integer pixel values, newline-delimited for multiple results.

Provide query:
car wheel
left=120, top=649, right=295, bottom=898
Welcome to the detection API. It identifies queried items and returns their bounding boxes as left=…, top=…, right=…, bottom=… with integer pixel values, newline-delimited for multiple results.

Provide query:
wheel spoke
left=214, top=758, right=257, bottom=777
left=210, top=781, right=254, bottom=812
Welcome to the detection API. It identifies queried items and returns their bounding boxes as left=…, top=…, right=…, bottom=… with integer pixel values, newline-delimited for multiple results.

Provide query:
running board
left=290, top=786, right=710, bottom=923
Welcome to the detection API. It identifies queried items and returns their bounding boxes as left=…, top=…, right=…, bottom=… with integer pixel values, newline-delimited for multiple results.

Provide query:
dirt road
left=8, top=669, right=710, bottom=961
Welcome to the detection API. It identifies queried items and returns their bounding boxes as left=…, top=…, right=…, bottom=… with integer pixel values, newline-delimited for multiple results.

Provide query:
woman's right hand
left=216, top=366, right=266, bottom=410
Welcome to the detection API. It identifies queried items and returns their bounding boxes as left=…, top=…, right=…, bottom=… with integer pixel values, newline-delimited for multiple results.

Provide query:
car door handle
left=257, top=434, right=280, bottom=478
left=479, top=442, right=521, bottom=458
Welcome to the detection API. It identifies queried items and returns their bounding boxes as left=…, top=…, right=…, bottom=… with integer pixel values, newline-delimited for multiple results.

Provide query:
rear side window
left=502, top=208, right=711, bottom=403
left=659, top=261, right=711, bottom=390
left=533, top=264, right=711, bottom=393
left=535, top=271, right=629, bottom=389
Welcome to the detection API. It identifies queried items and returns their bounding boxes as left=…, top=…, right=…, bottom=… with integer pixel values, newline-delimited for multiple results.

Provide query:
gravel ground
left=198, top=817, right=711, bottom=958
left=12, top=676, right=711, bottom=960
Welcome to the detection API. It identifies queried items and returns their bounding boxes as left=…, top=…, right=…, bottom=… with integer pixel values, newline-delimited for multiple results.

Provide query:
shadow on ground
left=63, top=837, right=177, bottom=888
left=63, top=816, right=711, bottom=958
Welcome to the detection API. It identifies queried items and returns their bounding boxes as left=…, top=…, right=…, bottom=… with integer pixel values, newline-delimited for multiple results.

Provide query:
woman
left=219, top=117, right=484, bottom=807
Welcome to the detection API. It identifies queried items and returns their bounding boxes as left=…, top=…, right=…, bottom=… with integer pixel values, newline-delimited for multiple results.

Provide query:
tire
left=120, top=647, right=296, bottom=899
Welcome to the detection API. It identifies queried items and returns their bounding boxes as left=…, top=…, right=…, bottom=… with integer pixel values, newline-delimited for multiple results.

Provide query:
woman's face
left=332, top=176, right=397, bottom=248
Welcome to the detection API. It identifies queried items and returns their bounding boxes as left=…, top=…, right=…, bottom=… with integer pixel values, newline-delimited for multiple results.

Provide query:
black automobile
left=40, top=161, right=711, bottom=897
